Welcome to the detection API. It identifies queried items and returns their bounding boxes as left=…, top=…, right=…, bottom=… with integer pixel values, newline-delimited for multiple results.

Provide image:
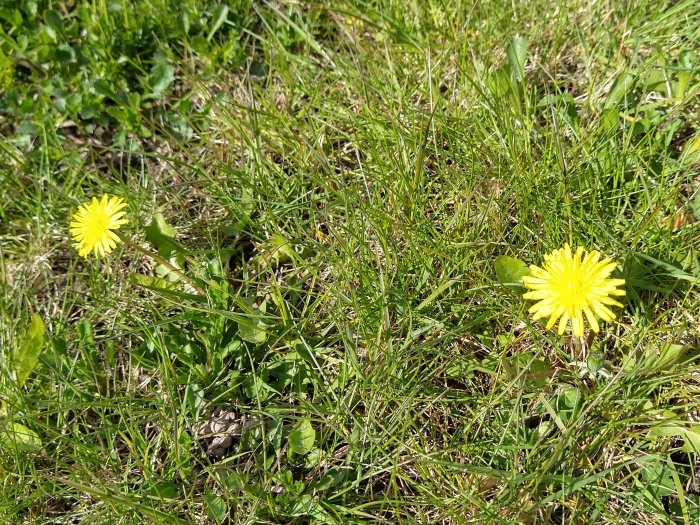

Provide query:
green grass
left=2, top=0, right=700, bottom=523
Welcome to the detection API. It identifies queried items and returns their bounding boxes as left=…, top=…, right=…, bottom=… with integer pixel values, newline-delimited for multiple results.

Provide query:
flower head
left=69, top=195, right=128, bottom=257
left=522, top=244, right=625, bottom=337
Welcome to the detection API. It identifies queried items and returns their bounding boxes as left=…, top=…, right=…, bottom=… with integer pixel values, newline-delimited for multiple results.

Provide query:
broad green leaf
left=242, top=375, right=273, bottom=402
left=555, top=387, right=583, bottom=424
left=674, top=50, right=695, bottom=99
left=289, top=419, right=315, bottom=455
left=0, top=422, right=42, bottom=452
left=238, top=317, right=268, bottom=345
left=145, top=481, right=181, bottom=500
left=503, top=352, right=552, bottom=387
left=641, top=343, right=686, bottom=373
left=311, top=467, right=347, bottom=492
left=93, top=78, right=116, bottom=99
left=505, top=37, right=528, bottom=81
left=488, top=66, right=511, bottom=97
left=682, top=425, right=700, bottom=453
left=129, top=274, right=207, bottom=304
left=639, top=460, right=677, bottom=498
left=11, top=314, right=44, bottom=387
left=148, top=63, right=175, bottom=99
left=44, top=9, right=63, bottom=33
left=204, top=490, right=227, bottom=523
left=21, top=1, right=37, bottom=17
left=680, top=133, right=700, bottom=167
left=604, top=70, right=635, bottom=109
left=207, top=4, right=229, bottom=41
left=144, top=212, right=178, bottom=258
left=177, top=12, right=190, bottom=35
left=600, top=107, right=620, bottom=134
left=257, top=234, right=297, bottom=268
left=495, top=255, right=530, bottom=285
left=649, top=422, right=700, bottom=453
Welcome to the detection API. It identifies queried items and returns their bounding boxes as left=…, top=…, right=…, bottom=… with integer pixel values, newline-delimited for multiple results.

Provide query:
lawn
left=1, top=0, right=700, bottom=523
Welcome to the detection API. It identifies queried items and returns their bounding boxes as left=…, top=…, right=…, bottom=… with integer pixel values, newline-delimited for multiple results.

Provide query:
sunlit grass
left=1, top=0, right=699, bottom=523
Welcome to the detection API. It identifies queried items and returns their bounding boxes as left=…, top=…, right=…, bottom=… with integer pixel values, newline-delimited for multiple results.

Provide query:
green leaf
left=257, top=234, right=297, bottom=268
left=289, top=419, right=315, bottom=455
left=21, top=1, right=37, bottom=17
left=503, top=352, right=553, bottom=388
left=144, top=213, right=178, bottom=258
left=177, top=12, right=190, bottom=35
left=555, top=387, right=583, bottom=424
left=639, top=460, right=677, bottom=498
left=129, top=274, right=206, bottom=304
left=207, top=4, right=229, bottom=41
left=680, top=133, right=700, bottom=167
left=674, top=50, right=695, bottom=99
left=633, top=251, right=698, bottom=284
left=238, top=317, right=268, bottom=345
left=669, top=493, right=700, bottom=522
left=682, top=425, right=700, bottom=453
left=604, top=70, right=635, bottom=109
left=599, top=107, right=620, bottom=134
left=311, top=467, right=347, bottom=492
left=93, top=79, right=116, bottom=99
left=44, top=9, right=63, bottom=33
left=204, top=490, right=227, bottom=523
left=649, top=422, right=700, bottom=453
left=505, top=37, right=528, bottom=81
left=0, top=422, right=42, bottom=452
left=238, top=301, right=269, bottom=344
left=495, top=255, right=530, bottom=285
left=145, top=481, right=181, bottom=500
left=148, top=63, right=175, bottom=99
left=641, top=343, right=686, bottom=373
left=11, top=314, right=44, bottom=387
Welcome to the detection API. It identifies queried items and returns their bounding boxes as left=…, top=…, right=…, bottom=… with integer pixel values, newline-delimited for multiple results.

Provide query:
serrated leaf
left=0, top=422, right=42, bottom=452
left=289, top=419, right=315, bottom=455
left=11, top=314, right=44, bottom=387
left=495, top=255, right=530, bottom=285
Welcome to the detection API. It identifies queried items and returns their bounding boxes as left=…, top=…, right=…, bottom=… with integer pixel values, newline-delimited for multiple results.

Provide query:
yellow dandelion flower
left=69, top=195, right=128, bottom=257
left=522, top=244, right=625, bottom=337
